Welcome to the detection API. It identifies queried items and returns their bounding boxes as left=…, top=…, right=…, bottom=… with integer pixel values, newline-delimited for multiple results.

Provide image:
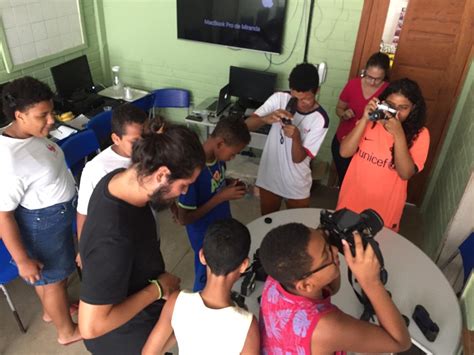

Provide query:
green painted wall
left=0, top=1, right=105, bottom=98
left=421, top=60, right=474, bottom=259
left=100, top=0, right=364, bottom=162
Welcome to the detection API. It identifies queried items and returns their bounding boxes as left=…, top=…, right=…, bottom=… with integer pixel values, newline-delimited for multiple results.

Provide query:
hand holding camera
left=218, top=182, right=246, bottom=202
left=366, top=97, right=397, bottom=121
left=342, top=233, right=382, bottom=288
left=280, top=97, right=298, bottom=125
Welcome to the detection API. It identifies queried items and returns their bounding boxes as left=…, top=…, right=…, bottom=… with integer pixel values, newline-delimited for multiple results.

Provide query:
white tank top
left=171, top=290, right=253, bottom=355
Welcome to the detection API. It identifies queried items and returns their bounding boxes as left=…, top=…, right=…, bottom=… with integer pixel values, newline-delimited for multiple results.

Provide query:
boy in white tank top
left=142, top=219, right=260, bottom=355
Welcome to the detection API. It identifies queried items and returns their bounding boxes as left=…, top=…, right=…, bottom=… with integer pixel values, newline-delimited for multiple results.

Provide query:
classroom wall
left=0, top=1, right=106, bottom=96
left=421, top=60, right=474, bottom=259
left=100, top=0, right=364, bottom=163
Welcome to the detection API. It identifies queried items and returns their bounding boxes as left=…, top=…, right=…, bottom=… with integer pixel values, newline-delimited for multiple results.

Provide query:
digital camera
left=319, top=208, right=384, bottom=256
left=369, top=103, right=397, bottom=121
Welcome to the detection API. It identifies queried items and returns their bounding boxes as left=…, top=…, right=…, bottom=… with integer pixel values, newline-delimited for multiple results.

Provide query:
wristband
left=148, top=279, right=163, bottom=300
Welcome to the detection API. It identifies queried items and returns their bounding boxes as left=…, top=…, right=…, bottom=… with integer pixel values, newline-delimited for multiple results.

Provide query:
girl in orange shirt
left=336, top=78, right=430, bottom=231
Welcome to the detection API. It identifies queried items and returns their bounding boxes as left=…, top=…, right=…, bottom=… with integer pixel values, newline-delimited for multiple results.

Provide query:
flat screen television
left=177, top=0, right=288, bottom=54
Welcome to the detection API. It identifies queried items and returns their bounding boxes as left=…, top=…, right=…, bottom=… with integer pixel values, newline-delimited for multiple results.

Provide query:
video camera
left=369, top=102, right=397, bottom=121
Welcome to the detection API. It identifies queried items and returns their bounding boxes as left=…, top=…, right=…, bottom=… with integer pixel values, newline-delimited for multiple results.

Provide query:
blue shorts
left=15, top=200, right=76, bottom=286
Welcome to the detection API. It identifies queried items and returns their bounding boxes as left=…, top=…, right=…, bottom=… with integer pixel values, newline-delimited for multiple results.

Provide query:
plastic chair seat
left=60, top=129, right=100, bottom=177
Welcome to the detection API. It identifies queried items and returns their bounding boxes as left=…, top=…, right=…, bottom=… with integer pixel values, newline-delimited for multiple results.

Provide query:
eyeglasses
left=298, top=243, right=335, bottom=280
left=363, top=71, right=384, bottom=84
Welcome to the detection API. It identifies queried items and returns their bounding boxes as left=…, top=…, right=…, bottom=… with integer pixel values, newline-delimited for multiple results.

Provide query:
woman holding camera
left=336, top=78, right=430, bottom=232
left=332, top=52, right=390, bottom=185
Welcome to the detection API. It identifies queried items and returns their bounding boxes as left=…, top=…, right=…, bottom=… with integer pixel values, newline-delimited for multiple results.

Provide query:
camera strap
left=347, top=238, right=388, bottom=321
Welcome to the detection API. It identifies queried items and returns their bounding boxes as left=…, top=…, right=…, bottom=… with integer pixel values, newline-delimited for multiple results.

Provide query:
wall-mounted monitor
left=177, top=0, right=288, bottom=54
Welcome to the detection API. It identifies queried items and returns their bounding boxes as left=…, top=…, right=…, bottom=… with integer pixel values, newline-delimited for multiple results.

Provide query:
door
left=349, top=0, right=474, bottom=205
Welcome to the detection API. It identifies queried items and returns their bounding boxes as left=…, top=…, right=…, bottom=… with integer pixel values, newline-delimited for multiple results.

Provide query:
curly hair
left=378, top=78, right=426, bottom=168
left=259, top=223, right=314, bottom=289
left=2, top=76, right=53, bottom=121
left=289, top=63, right=319, bottom=93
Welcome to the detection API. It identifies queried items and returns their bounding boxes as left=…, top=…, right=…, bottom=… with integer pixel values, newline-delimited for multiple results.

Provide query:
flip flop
left=43, top=303, right=79, bottom=323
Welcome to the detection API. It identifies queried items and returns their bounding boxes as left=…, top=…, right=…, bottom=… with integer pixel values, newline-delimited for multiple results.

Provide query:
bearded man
left=78, top=124, right=205, bottom=354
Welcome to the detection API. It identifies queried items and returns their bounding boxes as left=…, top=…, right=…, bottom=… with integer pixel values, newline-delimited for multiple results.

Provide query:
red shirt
left=336, top=78, right=388, bottom=141
left=260, top=276, right=344, bottom=354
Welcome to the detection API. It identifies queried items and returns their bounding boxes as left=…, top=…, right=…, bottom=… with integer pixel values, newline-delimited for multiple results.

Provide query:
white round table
left=235, top=208, right=462, bottom=355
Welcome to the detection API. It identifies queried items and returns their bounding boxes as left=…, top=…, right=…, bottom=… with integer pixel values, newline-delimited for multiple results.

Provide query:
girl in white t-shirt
left=0, top=77, right=81, bottom=345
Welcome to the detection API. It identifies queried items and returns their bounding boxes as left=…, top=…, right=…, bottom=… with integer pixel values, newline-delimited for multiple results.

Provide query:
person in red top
left=337, top=78, right=430, bottom=231
left=259, top=223, right=411, bottom=354
left=332, top=52, right=390, bottom=185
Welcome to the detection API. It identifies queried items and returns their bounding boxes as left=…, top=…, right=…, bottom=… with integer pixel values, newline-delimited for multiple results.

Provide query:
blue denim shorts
left=14, top=199, right=76, bottom=286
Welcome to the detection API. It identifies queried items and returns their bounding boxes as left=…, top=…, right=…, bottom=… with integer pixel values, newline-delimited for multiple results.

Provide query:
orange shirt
left=336, top=123, right=430, bottom=231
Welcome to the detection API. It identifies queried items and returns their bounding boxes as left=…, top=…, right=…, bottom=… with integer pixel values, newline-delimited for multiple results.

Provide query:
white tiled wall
left=0, top=0, right=84, bottom=65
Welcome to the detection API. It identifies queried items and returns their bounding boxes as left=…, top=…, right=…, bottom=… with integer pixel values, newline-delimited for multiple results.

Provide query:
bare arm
left=76, top=212, right=87, bottom=240
left=282, top=125, right=307, bottom=163
left=312, top=235, right=410, bottom=354
left=335, top=99, right=355, bottom=121
left=0, top=211, right=43, bottom=284
left=241, top=316, right=260, bottom=355
left=339, top=98, right=378, bottom=158
left=79, top=272, right=180, bottom=339
left=177, top=184, right=246, bottom=225
left=142, top=291, right=179, bottom=355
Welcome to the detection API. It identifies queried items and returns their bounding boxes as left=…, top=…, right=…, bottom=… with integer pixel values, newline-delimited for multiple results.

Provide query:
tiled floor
left=0, top=184, right=426, bottom=354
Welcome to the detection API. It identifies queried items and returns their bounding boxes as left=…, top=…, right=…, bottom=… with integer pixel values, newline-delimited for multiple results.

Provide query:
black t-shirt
left=80, top=169, right=165, bottom=354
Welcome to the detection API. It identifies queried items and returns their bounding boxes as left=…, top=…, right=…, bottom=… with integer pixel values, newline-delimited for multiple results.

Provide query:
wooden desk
left=235, top=208, right=462, bottom=355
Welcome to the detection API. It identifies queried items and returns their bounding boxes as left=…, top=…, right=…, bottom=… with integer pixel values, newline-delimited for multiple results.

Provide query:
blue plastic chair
left=441, top=232, right=474, bottom=287
left=150, top=88, right=190, bottom=117
left=0, top=240, right=26, bottom=333
left=86, top=110, right=113, bottom=149
left=60, top=129, right=100, bottom=177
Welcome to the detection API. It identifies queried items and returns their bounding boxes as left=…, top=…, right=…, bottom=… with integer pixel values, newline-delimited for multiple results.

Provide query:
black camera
left=369, top=103, right=397, bottom=121
left=320, top=208, right=383, bottom=255
left=281, top=97, right=297, bottom=125
left=320, top=208, right=388, bottom=321
left=241, top=248, right=267, bottom=296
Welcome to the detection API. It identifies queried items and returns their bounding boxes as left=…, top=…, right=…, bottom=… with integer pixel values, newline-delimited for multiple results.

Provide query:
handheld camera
left=369, top=102, right=397, bottom=121
left=281, top=97, right=297, bottom=125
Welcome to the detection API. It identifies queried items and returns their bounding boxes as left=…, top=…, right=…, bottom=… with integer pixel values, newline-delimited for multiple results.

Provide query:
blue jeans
left=15, top=200, right=76, bottom=286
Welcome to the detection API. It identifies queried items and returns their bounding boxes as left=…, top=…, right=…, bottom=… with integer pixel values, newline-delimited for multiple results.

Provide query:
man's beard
left=149, top=182, right=176, bottom=212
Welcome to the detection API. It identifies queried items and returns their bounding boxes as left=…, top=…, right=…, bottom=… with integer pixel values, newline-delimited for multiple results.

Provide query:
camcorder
left=241, top=248, right=267, bottom=296
left=369, top=102, right=397, bottom=121
left=281, top=97, right=297, bottom=125
left=320, top=208, right=388, bottom=321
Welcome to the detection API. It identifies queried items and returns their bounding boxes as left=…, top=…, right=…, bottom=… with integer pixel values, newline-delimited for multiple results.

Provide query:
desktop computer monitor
left=51, top=55, right=95, bottom=101
left=228, top=66, right=277, bottom=108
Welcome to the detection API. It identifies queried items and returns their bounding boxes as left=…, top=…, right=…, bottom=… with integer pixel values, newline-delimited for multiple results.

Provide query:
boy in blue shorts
left=177, top=118, right=250, bottom=291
